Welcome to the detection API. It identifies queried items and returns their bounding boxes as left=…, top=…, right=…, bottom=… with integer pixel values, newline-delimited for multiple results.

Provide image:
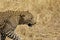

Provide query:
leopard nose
left=28, top=23, right=32, bottom=27
left=28, top=22, right=36, bottom=27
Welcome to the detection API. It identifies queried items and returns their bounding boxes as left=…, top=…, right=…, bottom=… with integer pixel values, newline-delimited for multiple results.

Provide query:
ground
left=0, top=0, right=60, bottom=40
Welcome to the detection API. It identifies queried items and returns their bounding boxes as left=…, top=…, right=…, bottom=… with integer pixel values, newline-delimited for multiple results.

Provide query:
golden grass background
left=0, top=0, right=60, bottom=40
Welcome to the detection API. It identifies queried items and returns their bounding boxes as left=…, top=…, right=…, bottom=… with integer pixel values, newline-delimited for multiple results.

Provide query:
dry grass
left=0, top=0, right=60, bottom=40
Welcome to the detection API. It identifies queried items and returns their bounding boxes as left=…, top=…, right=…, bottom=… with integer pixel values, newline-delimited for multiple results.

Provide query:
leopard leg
left=6, top=30, right=20, bottom=40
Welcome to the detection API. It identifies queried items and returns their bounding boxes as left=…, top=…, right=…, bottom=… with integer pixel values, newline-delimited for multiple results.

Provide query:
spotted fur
left=0, top=10, right=36, bottom=40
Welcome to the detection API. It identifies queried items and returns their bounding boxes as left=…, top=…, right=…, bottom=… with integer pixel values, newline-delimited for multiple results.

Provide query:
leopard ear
left=19, top=14, right=24, bottom=24
left=19, top=12, right=25, bottom=17
left=20, top=14, right=25, bottom=17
